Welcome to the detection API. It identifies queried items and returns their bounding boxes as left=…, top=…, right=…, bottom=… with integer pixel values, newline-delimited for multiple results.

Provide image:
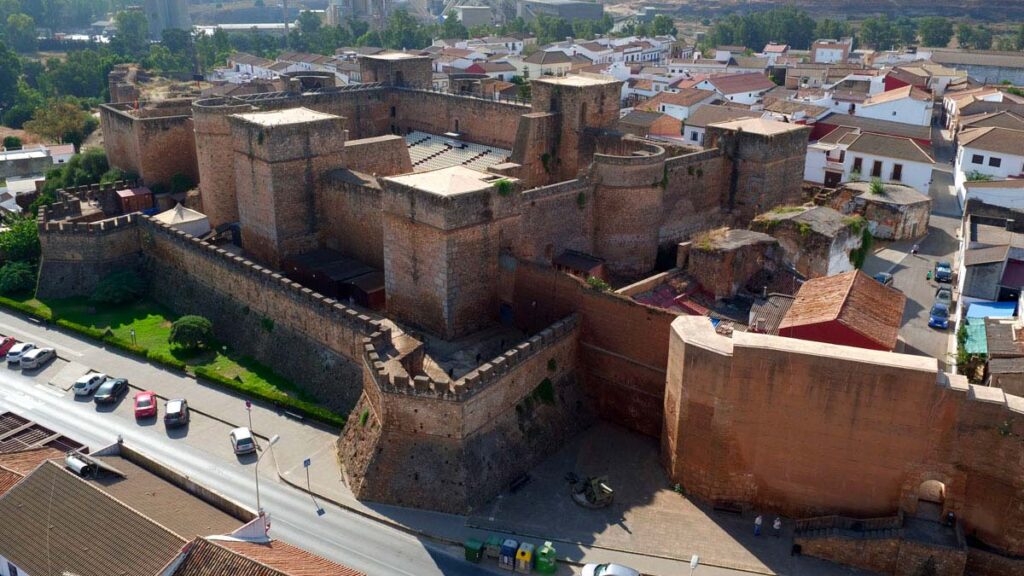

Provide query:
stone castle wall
left=664, top=315, right=1024, bottom=558
left=317, top=170, right=385, bottom=269
left=340, top=314, right=590, bottom=512
left=342, top=135, right=412, bottom=176
left=99, top=101, right=198, bottom=187
left=390, top=88, right=527, bottom=150
left=36, top=213, right=143, bottom=299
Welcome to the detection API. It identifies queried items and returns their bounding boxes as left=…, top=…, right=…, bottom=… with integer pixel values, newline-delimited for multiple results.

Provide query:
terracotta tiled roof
left=817, top=112, right=932, bottom=141
left=524, top=50, right=571, bottom=65
left=863, top=85, right=931, bottom=106
left=960, top=110, right=1024, bottom=131
left=174, top=537, right=365, bottom=576
left=958, top=126, right=1024, bottom=156
left=0, top=466, right=22, bottom=496
left=636, top=88, right=715, bottom=110
left=763, top=99, right=829, bottom=118
left=780, top=270, right=905, bottom=350
left=706, top=72, right=776, bottom=95
left=0, top=446, right=65, bottom=474
left=846, top=132, right=935, bottom=163
left=686, top=104, right=759, bottom=128
left=0, top=461, right=187, bottom=576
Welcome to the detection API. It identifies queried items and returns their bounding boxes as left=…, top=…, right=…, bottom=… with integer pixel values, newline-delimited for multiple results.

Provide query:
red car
left=0, top=336, right=16, bottom=357
left=133, top=391, right=157, bottom=419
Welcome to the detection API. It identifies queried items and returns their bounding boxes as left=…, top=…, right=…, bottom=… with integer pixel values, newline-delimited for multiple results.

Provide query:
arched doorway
left=916, top=480, right=946, bottom=521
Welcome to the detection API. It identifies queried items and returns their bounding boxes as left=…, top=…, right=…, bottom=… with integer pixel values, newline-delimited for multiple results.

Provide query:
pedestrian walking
left=773, top=517, right=782, bottom=537
left=754, top=515, right=763, bottom=536
left=912, top=243, right=920, bottom=255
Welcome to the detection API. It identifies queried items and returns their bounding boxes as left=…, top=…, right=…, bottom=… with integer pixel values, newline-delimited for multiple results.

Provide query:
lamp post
left=689, top=554, right=700, bottom=576
left=255, top=434, right=280, bottom=514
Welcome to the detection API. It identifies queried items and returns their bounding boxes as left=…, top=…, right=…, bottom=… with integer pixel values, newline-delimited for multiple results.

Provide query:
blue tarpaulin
left=964, top=323, right=988, bottom=355
left=966, top=301, right=1017, bottom=320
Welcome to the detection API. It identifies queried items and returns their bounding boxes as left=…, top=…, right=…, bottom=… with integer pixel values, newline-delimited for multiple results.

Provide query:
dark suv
left=164, top=398, right=190, bottom=428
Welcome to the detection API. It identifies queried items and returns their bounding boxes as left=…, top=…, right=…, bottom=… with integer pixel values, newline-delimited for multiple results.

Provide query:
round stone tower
left=592, top=139, right=666, bottom=277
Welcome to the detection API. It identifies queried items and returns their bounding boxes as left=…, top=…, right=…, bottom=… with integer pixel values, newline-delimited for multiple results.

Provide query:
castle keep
left=46, top=54, right=1024, bottom=575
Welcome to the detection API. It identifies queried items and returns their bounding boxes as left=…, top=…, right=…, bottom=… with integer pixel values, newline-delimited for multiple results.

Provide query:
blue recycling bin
left=498, top=538, right=519, bottom=571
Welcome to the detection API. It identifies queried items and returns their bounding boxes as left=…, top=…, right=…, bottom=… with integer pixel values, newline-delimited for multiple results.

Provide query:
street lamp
left=689, top=554, right=700, bottom=576
left=255, top=434, right=280, bottom=514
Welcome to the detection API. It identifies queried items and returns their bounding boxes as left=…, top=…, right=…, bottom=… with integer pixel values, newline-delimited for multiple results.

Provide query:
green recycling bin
left=535, top=541, right=557, bottom=574
left=485, top=535, right=503, bottom=559
left=464, top=538, right=484, bottom=563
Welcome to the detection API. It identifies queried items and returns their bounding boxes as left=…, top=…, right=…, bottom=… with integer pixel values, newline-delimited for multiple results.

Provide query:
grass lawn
left=8, top=295, right=324, bottom=407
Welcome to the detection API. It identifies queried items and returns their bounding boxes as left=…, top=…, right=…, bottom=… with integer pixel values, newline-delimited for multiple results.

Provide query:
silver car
left=19, top=347, right=55, bottom=370
left=935, top=287, right=953, bottom=308
left=6, top=342, right=35, bottom=366
left=73, top=373, right=107, bottom=396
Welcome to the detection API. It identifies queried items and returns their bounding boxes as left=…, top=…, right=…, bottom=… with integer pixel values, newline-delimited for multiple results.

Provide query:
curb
left=270, top=456, right=771, bottom=576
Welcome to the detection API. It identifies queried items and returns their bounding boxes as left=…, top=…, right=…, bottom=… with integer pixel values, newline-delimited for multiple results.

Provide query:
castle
left=35, top=55, right=1024, bottom=576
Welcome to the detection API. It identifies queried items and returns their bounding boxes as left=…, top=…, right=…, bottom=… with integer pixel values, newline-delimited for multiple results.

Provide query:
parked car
left=229, top=427, right=257, bottom=455
left=0, top=336, right=17, bottom=357
left=935, top=287, right=953, bottom=308
left=133, top=390, right=158, bottom=419
left=19, top=347, right=55, bottom=370
left=929, top=303, right=950, bottom=330
left=94, top=378, right=129, bottom=404
left=934, top=261, right=953, bottom=283
left=73, top=373, right=107, bottom=396
left=582, top=564, right=641, bottom=576
left=873, top=272, right=894, bottom=287
left=6, top=342, right=35, bottom=366
left=164, top=399, right=190, bottom=428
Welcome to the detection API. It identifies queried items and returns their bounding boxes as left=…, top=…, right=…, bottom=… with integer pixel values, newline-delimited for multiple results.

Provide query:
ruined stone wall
left=36, top=214, right=143, bottom=299
left=512, top=263, right=673, bottom=437
left=316, top=171, right=384, bottom=269
left=664, top=316, right=1024, bottom=557
left=390, top=89, right=527, bottom=150
left=342, top=135, right=412, bottom=176
left=688, top=239, right=778, bottom=300
left=341, top=316, right=589, bottom=513
left=797, top=534, right=967, bottom=576
left=508, top=112, right=559, bottom=187
left=858, top=200, right=931, bottom=241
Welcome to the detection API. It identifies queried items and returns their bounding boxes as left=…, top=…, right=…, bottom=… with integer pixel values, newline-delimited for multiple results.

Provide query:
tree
left=0, top=41, right=21, bottom=107
left=112, top=9, right=149, bottom=56
left=0, top=261, right=36, bottom=294
left=90, top=269, right=146, bottom=305
left=957, top=24, right=974, bottom=49
left=441, top=11, right=468, bottom=40
left=0, top=217, right=40, bottom=262
left=2, top=135, right=20, bottom=149
left=24, top=99, right=92, bottom=147
left=918, top=17, right=953, bottom=48
left=161, top=28, right=191, bottom=56
left=972, top=26, right=993, bottom=50
left=860, top=16, right=897, bottom=50
left=1017, top=23, right=1024, bottom=51
left=815, top=19, right=852, bottom=42
left=297, top=10, right=321, bottom=36
left=6, top=13, right=37, bottom=52
left=169, top=315, right=214, bottom=351
left=893, top=17, right=917, bottom=47
left=651, top=15, right=676, bottom=36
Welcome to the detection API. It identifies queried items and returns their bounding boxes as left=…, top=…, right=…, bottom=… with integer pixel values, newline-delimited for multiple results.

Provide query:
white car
left=19, top=348, right=55, bottom=370
left=73, top=373, right=108, bottom=396
left=582, top=564, right=641, bottom=576
left=6, top=342, right=35, bottom=366
left=230, top=427, right=257, bottom=455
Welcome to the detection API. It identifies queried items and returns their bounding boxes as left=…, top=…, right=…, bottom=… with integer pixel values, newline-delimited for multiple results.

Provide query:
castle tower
left=358, top=53, right=433, bottom=88
left=144, top=0, right=191, bottom=40
left=229, top=107, right=348, bottom=267
left=529, top=76, right=622, bottom=182
left=193, top=99, right=254, bottom=229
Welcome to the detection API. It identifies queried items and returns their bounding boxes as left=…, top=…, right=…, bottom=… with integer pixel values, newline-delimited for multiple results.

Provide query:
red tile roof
left=779, top=270, right=905, bottom=350
left=707, top=72, right=776, bottom=95
left=0, top=466, right=22, bottom=496
left=174, top=537, right=365, bottom=576
left=0, top=446, right=65, bottom=474
left=636, top=88, right=715, bottom=111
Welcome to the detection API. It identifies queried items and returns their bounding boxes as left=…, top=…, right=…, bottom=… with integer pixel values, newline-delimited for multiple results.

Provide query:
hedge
left=0, top=295, right=343, bottom=428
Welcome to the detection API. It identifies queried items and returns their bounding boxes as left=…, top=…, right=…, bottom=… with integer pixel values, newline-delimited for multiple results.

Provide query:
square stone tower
left=229, top=107, right=347, bottom=267
left=529, top=76, right=623, bottom=182
left=359, top=53, right=434, bottom=88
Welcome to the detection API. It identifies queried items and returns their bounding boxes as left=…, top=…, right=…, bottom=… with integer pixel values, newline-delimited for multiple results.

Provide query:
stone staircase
left=794, top=513, right=904, bottom=540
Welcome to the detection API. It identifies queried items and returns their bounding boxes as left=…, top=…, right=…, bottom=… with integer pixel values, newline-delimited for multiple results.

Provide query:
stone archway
left=916, top=479, right=947, bottom=521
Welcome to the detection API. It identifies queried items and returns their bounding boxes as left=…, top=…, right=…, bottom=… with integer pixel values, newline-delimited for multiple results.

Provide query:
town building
left=634, top=88, right=716, bottom=121
left=695, top=72, right=777, bottom=105
left=811, top=38, right=853, bottom=64
left=682, top=105, right=759, bottom=146
left=805, top=127, right=935, bottom=193
left=954, top=126, right=1024, bottom=206
left=778, top=269, right=905, bottom=351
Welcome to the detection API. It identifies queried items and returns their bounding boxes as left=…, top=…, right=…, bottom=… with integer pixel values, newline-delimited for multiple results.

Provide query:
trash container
left=485, top=536, right=503, bottom=559
left=499, top=538, right=519, bottom=571
left=535, top=541, right=557, bottom=574
left=463, top=538, right=484, bottom=563
left=515, top=542, right=535, bottom=574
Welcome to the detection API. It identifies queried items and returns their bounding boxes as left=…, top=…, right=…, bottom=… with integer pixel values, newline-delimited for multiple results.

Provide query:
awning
left=964, top=323, right=988, bottom=355
left=966, top=301, right=1017, bottom=319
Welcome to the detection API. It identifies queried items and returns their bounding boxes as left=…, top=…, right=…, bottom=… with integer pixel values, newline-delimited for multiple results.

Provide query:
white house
left=695, top=72, right=776, bottom=106
left=954, top=126, right=1024, bottom=205
left=963, top=180, right=1024, bottom=210
left=804, top=127, right=935, bottom=193
left=811, top=38, right=852, bottom=64
left=760, top=43, right=789, bottom=65
left=855, top=85, right=934, bottom=127
left=634, top=88, right=716, bottom=120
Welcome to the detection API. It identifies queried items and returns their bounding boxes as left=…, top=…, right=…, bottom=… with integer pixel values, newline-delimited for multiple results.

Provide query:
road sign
left=316, top=507, right=326, bottom=517
left=304, top=458, right=311, bottom=468
left=246, top=400, right=252, bottom=409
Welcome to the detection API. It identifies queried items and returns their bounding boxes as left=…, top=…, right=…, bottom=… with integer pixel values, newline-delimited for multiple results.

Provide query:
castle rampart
left=99, top=100, right=198, bottom=187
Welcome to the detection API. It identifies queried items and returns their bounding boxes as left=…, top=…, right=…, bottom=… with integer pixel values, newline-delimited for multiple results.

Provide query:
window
left=892, top=163, right=903, bottom=182
left=871, top=160, right=882, bottom=178
left=853, top=157, right=863, bottom=173
left=971, top=154, right=983, bottom=165
left=989, top=157, right=1002, bottom=168
left=8, top=562, right=18, bottom=576
left=690, top=131, right=698, bottom=142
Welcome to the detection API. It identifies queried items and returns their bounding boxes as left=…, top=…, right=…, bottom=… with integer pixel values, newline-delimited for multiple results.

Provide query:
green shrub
left=966, top=171, right=993, bottom=182
left=494, top=179, right=513, bottom=197
left=2, top=136, right=21, bottom=150
left=169, top=173, right=194, bottom=195
left=531, top=378, right=555, bottom=405
left=586, top=276, right=611, bottom=291
left=547, top=358, right=557, bottom=372
left=169, top=315, right=214, bottom=351
left=260, top=317, right=274, bottom=332
left=193, top=365, right=345, bottom=428
left=0, top=261, right=36, bottom=294
left=869, top=178, right=886, bottom=195
left=360, top=408, right=369, bottom=427
left=0, top=217, right=40, bottom=263
left=90, top=270, right=146, bottom=305
left=576, top=191, right=586, bottom=208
